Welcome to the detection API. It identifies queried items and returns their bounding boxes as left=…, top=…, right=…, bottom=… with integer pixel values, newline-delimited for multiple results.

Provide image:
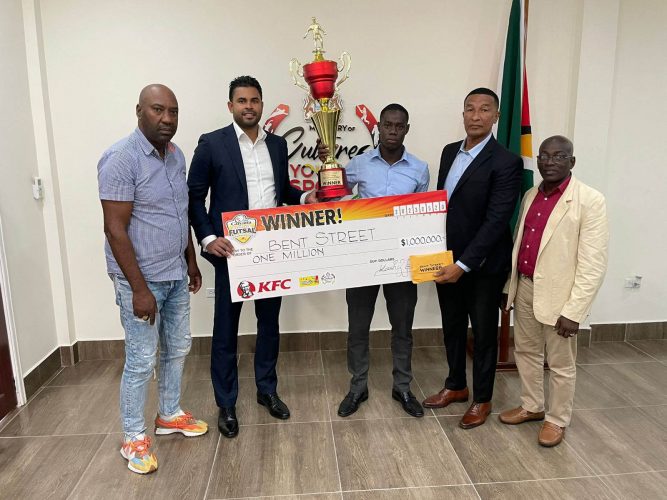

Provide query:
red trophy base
left=316, top=167, right=351, bottom=200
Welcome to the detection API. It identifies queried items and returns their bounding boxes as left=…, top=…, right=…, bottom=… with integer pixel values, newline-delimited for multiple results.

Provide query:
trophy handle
left=335, top=51, right=351, bottom=89
left=289, top=58, right=311, bottom=93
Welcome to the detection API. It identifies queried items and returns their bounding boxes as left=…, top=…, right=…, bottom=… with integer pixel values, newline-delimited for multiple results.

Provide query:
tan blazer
left=505, top=175, right=609, bottom=325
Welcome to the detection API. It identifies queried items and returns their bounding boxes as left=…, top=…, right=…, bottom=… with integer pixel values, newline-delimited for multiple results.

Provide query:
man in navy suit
left=187, top=76, right=317, bottom=438
left=422, top=88, right=522, bottom=429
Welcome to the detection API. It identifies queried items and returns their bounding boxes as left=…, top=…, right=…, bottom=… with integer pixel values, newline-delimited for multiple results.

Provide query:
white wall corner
left=21, top=0, right=77, bottom=347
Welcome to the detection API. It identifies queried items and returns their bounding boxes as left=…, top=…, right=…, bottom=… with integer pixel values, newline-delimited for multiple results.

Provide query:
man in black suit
left=422, top=88, right=522, bottom=429
left=187, top=76, right=317, bottom=438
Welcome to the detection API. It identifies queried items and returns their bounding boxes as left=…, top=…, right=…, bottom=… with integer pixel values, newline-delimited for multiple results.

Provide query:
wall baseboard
left=22, top=348, right=61, bottom=400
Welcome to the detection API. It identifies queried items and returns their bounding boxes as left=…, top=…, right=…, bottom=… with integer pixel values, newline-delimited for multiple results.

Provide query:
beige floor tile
left=69, top=431, right=218, bottom=499
left=410, top=346, right=447, bottom=371
left=206, top=422, right=339, bottom=498
left=439, top=415, right=593, bottom=482
left=237, top=375, right=329, bottom=425
left=0, top=384, right=119, bottom=436
left=475, top=477, right=614, bottom=499
left=343, top=485, right=478, bottom=499
left=600, top=470, right=667, bottom=499
left=576, top=342, right=652, bottom=364
left=628, top=339, right=667, bottom=361
left=573, top=369, right=634, bottom=409
left=567, top=407, right=667, bottom=474
left=325, top=372, right=426, bottom=421
left=238, top=351, right=323, bottom=377
left=182, top=355, right=212, bottom=380
left=333, top=417, right=470, bottom=490
left=578, top=362, right=667, bottom=405
left=0, top=435, right=105, bottom=499
left=47, top=359, right=125, bottom=386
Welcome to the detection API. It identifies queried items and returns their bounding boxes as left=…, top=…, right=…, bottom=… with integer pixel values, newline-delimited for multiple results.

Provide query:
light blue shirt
left=345, top=146, right=429, bottom=198
left=98, top=128, right=189, bottom=281
left=443, top=132, right=493, bottom=272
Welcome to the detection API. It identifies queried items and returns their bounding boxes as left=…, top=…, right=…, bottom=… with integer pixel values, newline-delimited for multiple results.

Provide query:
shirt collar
left=539, top=174, right=572, bottom=195
left=134, top=127, right=174, bottom=157
left=233, top=121, right=266, bottom=143
left=459, top=132, right=493, bottom=159
left=371, top=145, right=409, bottom=165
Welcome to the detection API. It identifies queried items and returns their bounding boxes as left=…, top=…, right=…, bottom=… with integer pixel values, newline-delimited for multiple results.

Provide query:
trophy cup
left=290, top=17, right=352, bottom=199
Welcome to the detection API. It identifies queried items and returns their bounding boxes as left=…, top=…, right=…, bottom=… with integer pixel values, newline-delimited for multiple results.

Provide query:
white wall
left=0, top=0, right=59, bottom=374
left=4, top=0, right=661, bottom=349
left=590, top=0, right=667, bottom=323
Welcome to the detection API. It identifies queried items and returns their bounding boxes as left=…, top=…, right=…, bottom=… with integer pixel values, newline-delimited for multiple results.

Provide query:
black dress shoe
left=257, top=393, right=290, bottom=420
left=218, top=406, right=239, bottom=438
left=392, top=390, right=424, bottom=417
left=337, top=390, right=369, bottom=417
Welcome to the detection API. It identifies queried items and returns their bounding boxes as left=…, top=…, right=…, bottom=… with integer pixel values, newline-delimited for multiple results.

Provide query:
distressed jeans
left=113, top=275, right=191, bottom=438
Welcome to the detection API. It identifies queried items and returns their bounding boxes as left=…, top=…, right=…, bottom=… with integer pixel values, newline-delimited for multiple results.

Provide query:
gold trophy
left=290, top=17, right=352, bottom=199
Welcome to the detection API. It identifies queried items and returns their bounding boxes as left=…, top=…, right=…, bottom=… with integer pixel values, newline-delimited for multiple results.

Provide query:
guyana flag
left=496, top=0, right=534, bottom=227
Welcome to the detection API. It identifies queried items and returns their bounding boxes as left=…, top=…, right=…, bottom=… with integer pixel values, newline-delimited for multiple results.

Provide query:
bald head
left=136, top=84, right=178, bottom=153
left=541, top=135, right=573, bottom=156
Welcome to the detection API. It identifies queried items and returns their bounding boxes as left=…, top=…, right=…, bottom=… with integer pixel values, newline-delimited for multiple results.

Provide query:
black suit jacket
left=437, top=136, right=522, bottom=275
left=187, top=123, right=304, bottom=266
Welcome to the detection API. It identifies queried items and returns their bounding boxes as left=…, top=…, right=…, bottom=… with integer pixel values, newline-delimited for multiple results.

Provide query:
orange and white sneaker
left=120, top=434, right=158, bottom=474
left=154, top=410, right=208, bottom=437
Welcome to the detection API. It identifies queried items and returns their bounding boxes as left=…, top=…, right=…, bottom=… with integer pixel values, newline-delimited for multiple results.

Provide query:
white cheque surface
left=222, top=191, right=447, bottom=302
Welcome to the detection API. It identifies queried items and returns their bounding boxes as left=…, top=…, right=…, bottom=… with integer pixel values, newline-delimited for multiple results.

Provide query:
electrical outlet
left=205, top=288, right=215, bottom=298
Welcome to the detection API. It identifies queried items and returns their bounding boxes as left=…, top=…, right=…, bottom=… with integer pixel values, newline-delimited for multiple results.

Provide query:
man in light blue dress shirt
left=322, top=104, right=430, bottom=418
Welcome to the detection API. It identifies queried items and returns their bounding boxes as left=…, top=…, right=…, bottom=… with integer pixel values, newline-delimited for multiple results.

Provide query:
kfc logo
left=237, top=280, right=256, bottom=298
left=237, top=279, right=292, bottom=299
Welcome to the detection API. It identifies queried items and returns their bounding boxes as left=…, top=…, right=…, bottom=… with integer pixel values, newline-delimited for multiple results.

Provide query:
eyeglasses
left=536, top=154, right=573, bottom=162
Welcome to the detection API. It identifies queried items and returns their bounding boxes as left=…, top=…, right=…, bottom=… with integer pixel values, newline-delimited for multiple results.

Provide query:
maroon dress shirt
left=517, top=176, right=572, bottom=277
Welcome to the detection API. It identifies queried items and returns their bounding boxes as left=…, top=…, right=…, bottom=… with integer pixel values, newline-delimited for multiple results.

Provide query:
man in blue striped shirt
left=98, top=84, right=208, bottom=475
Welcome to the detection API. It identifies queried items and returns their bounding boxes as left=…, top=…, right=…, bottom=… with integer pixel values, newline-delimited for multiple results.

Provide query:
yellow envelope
left=409, top=251, right=454, bottom=284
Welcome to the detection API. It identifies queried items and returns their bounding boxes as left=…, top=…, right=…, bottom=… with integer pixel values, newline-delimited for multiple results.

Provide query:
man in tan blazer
left=499, top=135, right=608, bottom=447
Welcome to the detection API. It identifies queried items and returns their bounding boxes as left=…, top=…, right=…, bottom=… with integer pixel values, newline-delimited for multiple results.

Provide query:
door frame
left=0, top=215, right=26, bottom=406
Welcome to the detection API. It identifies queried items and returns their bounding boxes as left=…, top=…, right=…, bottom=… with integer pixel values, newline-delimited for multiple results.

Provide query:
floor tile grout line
left=623, top=340, right=663, bottom=363
left=319, top=349, right=344, bottom=495
left=65, top=432, right=110, bottom=500
left=597, top=468, right=667, bottom=478
left=431, top=407, right=482, bottom=499
left=561, top=435, right=599, bottom=477
left=202, top=433, right=221, bottom=500
left=471, top=473, right=601, bottom=486
left=0, top=432, right=116, bottom=439
left=0, top=366, right=66, bottom=433
left=595, top=473, right=624, bottom=500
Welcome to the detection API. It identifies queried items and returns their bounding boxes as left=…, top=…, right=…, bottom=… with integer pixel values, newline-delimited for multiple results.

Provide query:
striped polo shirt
left=98, top=128, right=188, bottom=281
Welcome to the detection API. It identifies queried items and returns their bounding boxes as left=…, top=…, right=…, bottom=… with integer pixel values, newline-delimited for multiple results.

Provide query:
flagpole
left=497, top=0, right=530, bottom=370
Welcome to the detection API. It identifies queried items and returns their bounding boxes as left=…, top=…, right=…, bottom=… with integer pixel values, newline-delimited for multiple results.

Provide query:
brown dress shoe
left=422, top=387, right=469, bottom=408
left=499, top=406, right=545, bottom=425
left=459, top=402, right=492, bottom=429
left=538, top=421, right=565, bottom=447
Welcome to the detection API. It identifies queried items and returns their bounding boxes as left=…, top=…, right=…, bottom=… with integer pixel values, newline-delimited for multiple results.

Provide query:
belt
left=519, top=273, right=533, bottom=281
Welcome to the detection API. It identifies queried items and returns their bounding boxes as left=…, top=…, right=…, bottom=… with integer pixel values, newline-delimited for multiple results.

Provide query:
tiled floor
left=1, top=340, right=666, bottom=499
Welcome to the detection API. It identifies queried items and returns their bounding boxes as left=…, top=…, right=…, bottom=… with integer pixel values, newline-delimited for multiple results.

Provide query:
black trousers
left=346, top=281, right=418, bottom=393
left=436, top=272, right=505, bottom=403
left=211, top=266, right=281, bottom=408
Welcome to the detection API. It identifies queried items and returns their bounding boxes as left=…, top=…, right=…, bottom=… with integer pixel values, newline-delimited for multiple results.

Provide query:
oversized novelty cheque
left=223, top=191, right=448, bottom=302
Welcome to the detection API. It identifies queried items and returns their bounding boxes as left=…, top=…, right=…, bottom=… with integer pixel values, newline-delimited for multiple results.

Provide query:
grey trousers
left=346, top=281, right=418, bottom=393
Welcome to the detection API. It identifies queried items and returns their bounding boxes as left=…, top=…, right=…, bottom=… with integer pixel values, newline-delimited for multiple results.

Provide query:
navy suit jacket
left=187, top=123, right=304, bottom=267
left=436, top=136, right=522, bottom=275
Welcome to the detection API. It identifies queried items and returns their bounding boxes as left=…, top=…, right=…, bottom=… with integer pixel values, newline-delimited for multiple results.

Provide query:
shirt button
left=537, top=213, right=541, bottom=216
left=526, top=245, right=530, bottom=248
left=531, top=228, right=535, bottom=232
left=524, top=261, right=528, bottom=264
left=544, top=197, right=548, bottom=201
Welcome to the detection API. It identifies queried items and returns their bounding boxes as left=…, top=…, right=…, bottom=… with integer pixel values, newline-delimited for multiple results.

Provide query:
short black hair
left=464, top=87, right=499, bottom=108
left=229, top=76, right=263, bottom=101
left=380, top=103, right=409, bottom=123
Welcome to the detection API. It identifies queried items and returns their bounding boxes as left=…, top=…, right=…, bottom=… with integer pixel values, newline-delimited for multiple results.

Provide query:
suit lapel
left=537, top=176, right=576, bottom=258
left=222, top=125, right=248, bottom=195
left=451, top=137, right=495, bottom=198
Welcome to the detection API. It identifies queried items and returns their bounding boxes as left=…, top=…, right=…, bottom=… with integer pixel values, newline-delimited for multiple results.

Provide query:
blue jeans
left=113, top=275, right=191, bottom=438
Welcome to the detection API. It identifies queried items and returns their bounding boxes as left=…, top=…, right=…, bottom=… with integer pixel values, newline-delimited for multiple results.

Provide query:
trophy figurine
left=290, top=17, right=352, bottom=199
